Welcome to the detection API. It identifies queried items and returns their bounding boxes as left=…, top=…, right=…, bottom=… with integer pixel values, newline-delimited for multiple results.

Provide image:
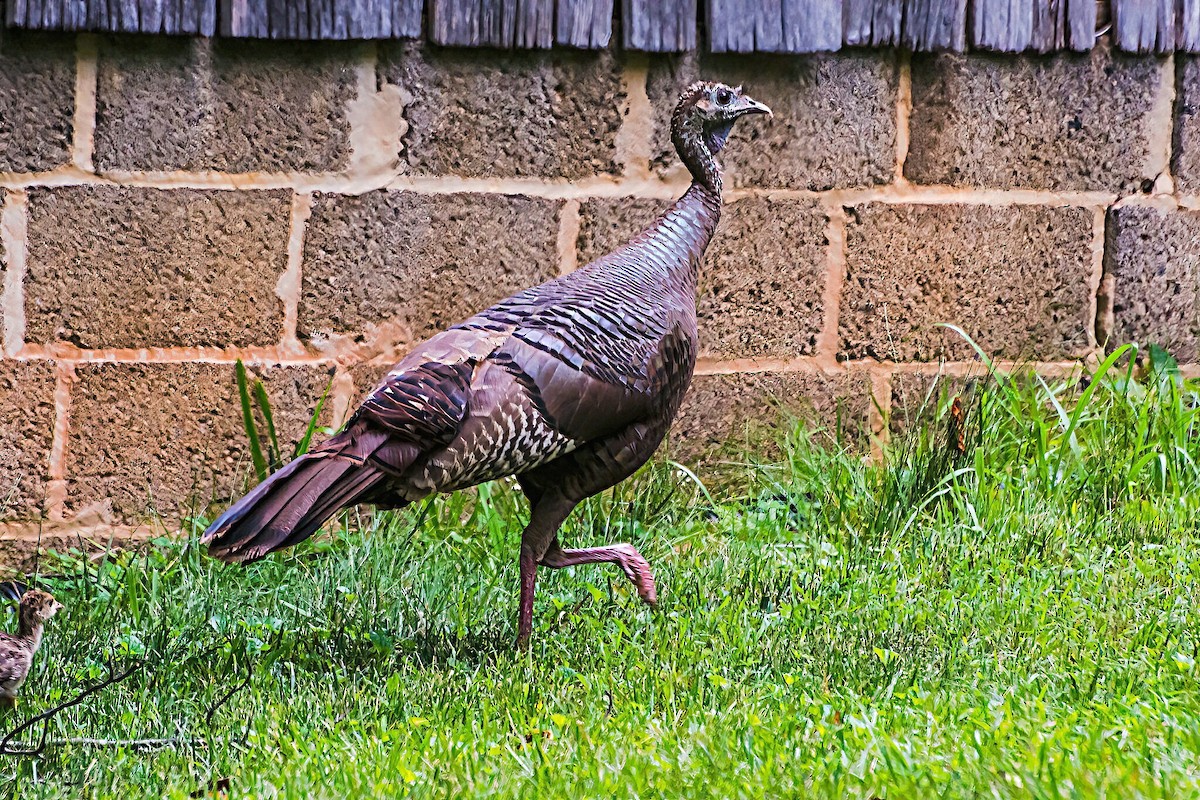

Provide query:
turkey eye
left=715, top=88, right=733, bottom=106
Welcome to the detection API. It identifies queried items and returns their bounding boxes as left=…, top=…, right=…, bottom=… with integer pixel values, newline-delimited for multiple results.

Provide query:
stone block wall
left=0, top=31, right=1192, bottom=562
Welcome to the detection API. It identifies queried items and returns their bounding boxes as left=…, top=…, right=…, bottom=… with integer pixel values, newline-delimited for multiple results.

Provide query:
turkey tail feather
left=202, top=450, right=387, bottom=564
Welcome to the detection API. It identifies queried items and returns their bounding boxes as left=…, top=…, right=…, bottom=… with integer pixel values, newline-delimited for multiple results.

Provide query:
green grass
left=6, top=348, right=1200, bottom=798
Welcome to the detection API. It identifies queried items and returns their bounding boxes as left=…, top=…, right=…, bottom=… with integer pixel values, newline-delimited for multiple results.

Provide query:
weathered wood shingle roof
left=0, top=0, right=1181, bottom=55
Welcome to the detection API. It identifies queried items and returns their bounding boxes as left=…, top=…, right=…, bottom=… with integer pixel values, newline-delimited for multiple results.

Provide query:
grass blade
left=294, top=378, right=334, bottom=460
left=252, top=380, right=281, bottom=471
left=235, top=360, right=269, bottom=483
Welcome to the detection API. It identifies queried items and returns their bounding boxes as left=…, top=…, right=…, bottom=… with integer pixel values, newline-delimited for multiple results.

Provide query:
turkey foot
left=541, top=542, right=658, bottom=606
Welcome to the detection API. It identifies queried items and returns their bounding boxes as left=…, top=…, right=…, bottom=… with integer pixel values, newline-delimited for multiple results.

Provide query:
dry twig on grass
left=0, top=661, right=144, bottom=756
left=0, top=640, right=256, bottom=757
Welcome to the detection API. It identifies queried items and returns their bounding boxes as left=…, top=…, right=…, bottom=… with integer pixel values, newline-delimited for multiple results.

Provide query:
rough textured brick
left=24, top=187, right=291, bottom=349
left=381, top=43, right=624, bottom=179
left=0, top=362, right=55, bottom=519
left=0, top=535, right=65, bottom=574
left=647, top=52, right=898, bottom=190
left=350, top=361, right=392, bottom=403
left=669, top=370, right=873, bottom=465
left=66, top=363, right=334, bottom=521
left=1105, top=205, right=1200, bottom=361
left=0, top=31, right=75, bottom=173
left=95, top=38, right=357, bottom=173
left=908, top=47, right=1162, bottom=192
left=839, top=204, right=1094, bottom=362
left=888, top=372, right=980, bottom=436
left=1171, top=57, right=1200, bottom=195
left=577, top=197, right=829, bottom=359
left=300, top=191, right=560, bottom=345
left=889, top=373, right=939, bottom=435
left=0, top=532, right=148, bottom=575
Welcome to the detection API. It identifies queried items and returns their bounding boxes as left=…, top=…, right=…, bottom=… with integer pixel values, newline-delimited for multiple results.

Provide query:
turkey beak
left=739, top=97, right=772, bottom=118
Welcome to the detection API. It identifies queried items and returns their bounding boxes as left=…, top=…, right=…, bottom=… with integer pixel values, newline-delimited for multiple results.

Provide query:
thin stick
left=205, top=658, right=253, bottom=727
left=0, top=636, right=253, bottom=757
left=0, top=661, right=143, bottom=756
left=26, top=736, right=198, bottom=752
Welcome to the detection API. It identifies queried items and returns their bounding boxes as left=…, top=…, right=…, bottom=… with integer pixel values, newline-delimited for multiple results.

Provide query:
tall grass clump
left=745, top=339, right=1200, bottom=564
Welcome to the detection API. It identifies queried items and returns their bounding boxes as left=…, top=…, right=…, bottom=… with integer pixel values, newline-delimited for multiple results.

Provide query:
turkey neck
left=568, top=106, right=723, bottom=296
left=653, top=182, right=721, bottom=292
left=651, top=105, right=725, bottom=291
left=16, top=611, right=44, bottom=652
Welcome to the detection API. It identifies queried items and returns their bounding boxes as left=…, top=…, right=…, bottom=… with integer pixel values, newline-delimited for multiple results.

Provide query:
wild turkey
left=203, top=82, right=771, bottom=645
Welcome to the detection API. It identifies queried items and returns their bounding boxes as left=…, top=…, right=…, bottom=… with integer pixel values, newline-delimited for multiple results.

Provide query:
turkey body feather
left=203, top=83, right=771, bottom=645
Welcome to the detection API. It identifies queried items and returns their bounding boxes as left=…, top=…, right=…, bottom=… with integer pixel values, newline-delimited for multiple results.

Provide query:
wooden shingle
left=623, top=0, right=697, bottom=51
left=220, top=0, right=422, bottom=38
left=902, top=0, right=968, bottom=51
left=843, top=0, right=903, bottom=46
left=7, top=0, right=216, bottom=35
left=1112, top=0, right=1175, bottom=53
left=555, top=0, right=612, bottom=47
left=970, top=0, right=1094, bottom=52
left=430, top=0, right=555, bottom=48
left=709, top=0, right=841, bottom=53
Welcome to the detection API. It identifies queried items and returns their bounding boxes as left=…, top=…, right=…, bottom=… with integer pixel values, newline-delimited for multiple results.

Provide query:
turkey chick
left=0, top=589, right=62, bottom=709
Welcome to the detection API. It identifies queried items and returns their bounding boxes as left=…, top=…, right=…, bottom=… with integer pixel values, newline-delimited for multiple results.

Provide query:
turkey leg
left=515, top=422, right=666, bottom=645
left=540, top=539, right=658, bottom=605
left=516, top=494, right=577, bottom=648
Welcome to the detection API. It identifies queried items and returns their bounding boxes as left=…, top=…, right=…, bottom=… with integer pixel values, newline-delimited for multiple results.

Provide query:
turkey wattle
left=202, top=82, right=771, bottom=646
